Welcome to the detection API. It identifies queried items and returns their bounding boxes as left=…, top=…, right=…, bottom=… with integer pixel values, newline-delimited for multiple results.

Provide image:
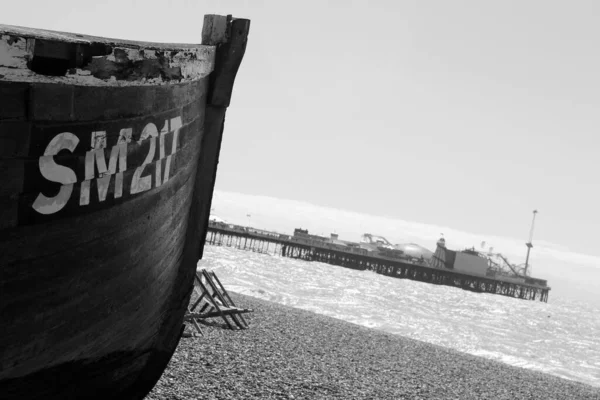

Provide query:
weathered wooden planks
left=0, top=14, right=250, bottom=400
left=0, top=79, right=206, bottom=122
left=0, top=29, right=215, bottom=85
left=195, top=16, right=251, bottom=261
left=0, top=79, right=204, bottom=389
left=206, top=17, right=251, bottom=107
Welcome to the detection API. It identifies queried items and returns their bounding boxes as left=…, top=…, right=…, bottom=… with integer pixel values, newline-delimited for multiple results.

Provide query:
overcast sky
left=4, top=0, right=600, bottom=258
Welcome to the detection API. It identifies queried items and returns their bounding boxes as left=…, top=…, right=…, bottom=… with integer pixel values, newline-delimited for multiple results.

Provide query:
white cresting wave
left=199, top=246, right=600, bottom=388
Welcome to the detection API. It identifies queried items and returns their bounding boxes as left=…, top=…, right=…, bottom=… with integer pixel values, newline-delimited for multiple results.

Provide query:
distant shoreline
left=147, top=292, right=600, bottom=400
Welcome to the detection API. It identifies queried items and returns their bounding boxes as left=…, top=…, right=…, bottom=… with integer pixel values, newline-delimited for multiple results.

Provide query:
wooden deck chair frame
left=204, top=270, right=249, bottom=328
left=184, top=269, right=252, bottom=335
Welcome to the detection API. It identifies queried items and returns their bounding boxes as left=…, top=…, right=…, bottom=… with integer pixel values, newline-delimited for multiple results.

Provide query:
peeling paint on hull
left=0, top=31, right=215, bottom=85
left=0, top=14, right=250, bottom=400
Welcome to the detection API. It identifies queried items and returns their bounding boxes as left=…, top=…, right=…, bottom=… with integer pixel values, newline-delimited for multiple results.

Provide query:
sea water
left=199, top=245, right=600, bottom=388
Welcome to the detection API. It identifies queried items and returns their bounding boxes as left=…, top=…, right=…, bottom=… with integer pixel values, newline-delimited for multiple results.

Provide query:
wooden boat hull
left=0, top=15, right=249, bottom=399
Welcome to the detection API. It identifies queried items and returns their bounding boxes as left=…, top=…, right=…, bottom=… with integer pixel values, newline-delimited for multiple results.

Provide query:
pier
left=205, top=223, right=550, bottom=302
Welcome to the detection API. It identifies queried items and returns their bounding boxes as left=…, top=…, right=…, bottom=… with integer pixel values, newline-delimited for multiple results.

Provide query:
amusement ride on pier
left=205, top=210, right=551, bottom=302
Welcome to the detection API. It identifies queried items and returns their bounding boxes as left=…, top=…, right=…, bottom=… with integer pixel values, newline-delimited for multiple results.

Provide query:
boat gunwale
left=0, top=23, right=219, bottom=52
left=0, top=18, right=252, bottom=86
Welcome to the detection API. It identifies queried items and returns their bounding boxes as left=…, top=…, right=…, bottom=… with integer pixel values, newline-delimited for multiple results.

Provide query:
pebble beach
left=146, top=292, right=600, bottom=400
left=146, top=293, right=600, bottom=400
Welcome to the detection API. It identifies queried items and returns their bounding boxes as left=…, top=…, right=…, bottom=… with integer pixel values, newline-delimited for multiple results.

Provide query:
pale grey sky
left=4, top=0, right=600, bottom=257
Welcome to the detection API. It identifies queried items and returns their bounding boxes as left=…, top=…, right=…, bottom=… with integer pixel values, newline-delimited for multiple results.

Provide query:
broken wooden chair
left=184, top=268, right=253, bottom=336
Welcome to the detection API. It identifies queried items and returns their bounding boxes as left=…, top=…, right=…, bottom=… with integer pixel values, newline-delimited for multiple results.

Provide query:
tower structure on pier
left=524, top=210, right=538, bottom=275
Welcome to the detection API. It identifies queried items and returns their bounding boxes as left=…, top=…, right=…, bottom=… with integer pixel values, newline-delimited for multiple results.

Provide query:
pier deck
left=205, top=223, right=550, bottom=302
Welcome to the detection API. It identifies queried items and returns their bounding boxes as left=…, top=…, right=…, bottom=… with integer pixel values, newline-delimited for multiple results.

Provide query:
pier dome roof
left=394, top=243, right=434, bottom=259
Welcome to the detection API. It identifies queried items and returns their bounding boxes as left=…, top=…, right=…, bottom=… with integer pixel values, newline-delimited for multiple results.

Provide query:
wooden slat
left=0, top=82, right=28, bottom=121
left=185, top=308, right=253, bottom=320
left=201, top=15, right=231, bottom=46
left=210, top=271, right=248, bottom=327
left=27, top=79, right=207, bottom=122
left=1, top=23, right=207, bottom=50
left=0, top=159, right=24, bottom=196
left=0, top=121, right=31, bottom=157
left=207, top=18, right=251, bottom=107
left=185, top=269, right=252, bottom=333
left=190, top=318, right=203, bottom=336
left=202, top=269, right=245, bottom=329
left=195, top=106, right=226, bottom=261
left=0, top=196, right=18, bottom=230
left=195, top=276, right=234, bottom=330
left=1, top=27, right=216, bottom=85
left=194, top=18, right=249, bottom=261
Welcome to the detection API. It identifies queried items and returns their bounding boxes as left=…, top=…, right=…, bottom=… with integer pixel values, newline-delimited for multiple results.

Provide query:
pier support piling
left=204, top=225, right=550, bottom=302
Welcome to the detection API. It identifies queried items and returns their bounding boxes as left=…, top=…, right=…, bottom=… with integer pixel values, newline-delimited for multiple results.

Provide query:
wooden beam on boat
left=195, top=16, right=250, bottom=261
left=205, top=16, right=251, bottom=107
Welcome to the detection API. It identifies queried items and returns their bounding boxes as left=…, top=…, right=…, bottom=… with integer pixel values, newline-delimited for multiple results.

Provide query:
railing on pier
left=204, top=224, right=550, bottom=303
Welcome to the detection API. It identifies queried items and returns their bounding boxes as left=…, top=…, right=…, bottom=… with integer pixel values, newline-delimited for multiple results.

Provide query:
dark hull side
left=0, top=16, right=249, bottom=400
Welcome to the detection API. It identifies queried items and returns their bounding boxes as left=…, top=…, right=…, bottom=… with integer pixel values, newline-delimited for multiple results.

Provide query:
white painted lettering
left=32, top=115, right=182, bottom=216
left=130, top=123, right=158, bottom=194
left=161, top=116, right=182, bottom=185
left=159, top=120, right=168, bottom=159
left=170, top=116, right=182, bottom=154
left=118, top=127, right=133, bottom=144
left=115, top=172, right=123, bottom=198
left=91, top=130, right=107, bottom=149
left=80, top=131, right=128, bottom=205
left=155, top=159, right=162, bottom=187
left=32, top=132, right=79, bottom=215
left=163, top=155, right=172, bottom=183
